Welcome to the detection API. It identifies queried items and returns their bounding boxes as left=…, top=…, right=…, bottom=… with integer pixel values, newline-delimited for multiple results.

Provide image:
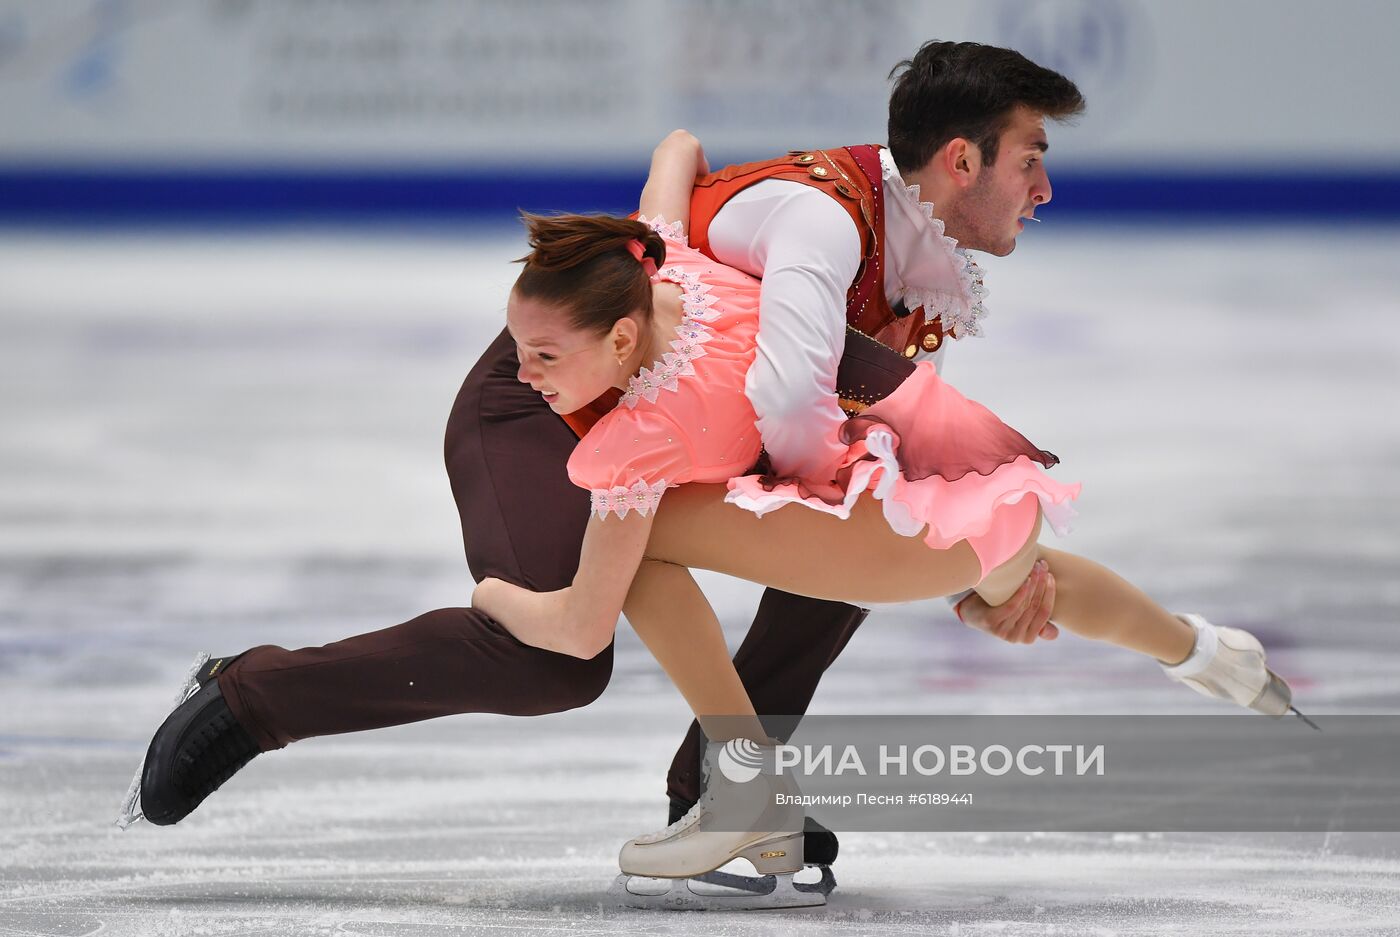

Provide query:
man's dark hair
left=887, top=41, right=1086, bottom=173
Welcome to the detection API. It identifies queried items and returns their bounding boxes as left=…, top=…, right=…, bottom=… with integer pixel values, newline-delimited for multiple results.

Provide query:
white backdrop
left=1, top=0, right=1396, bottom=169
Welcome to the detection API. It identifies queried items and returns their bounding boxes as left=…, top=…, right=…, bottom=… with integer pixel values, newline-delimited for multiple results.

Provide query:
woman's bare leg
left=969, top=505, right=1044, bottom=605
left=621, top=558, right=769, bottom=741
left=645, top=485, right=985, bottom=603
left=645, top=484, right=1194, bottom=665
left=619, top=485, right=981, bottom=726
left=1027, top=547, right=1194, bottom=663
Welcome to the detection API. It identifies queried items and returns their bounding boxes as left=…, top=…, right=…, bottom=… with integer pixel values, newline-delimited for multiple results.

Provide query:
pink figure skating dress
left=567, top=218, right=1079, bottom=580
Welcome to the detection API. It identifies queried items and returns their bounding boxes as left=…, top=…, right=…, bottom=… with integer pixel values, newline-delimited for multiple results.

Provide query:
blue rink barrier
left=2, top=165, right=1399, bottom=224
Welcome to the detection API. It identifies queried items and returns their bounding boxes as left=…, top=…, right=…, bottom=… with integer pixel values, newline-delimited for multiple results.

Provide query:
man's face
left=940, top=106, right=1053, bottom=257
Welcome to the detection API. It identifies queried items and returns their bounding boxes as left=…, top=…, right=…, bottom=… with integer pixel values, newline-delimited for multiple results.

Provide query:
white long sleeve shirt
left=705, top=148, right=988, bottom=479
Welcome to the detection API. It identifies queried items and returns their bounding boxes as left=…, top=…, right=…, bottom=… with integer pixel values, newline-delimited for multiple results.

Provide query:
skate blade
left=1291, top=705, right=1322, bottom=732
left=115, top=651, right=211, bottom=830
left=697, top=865, right=837, bottom=897
left=608, top=869, right=827, bottom=910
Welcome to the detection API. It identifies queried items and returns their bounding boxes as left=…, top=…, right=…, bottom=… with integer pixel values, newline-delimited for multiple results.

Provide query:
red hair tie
left=625, top=239, right=659, bottom=278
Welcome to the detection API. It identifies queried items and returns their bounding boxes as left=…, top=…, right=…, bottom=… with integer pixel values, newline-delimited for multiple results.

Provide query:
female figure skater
left=470, top=137, right=1294, bottom=891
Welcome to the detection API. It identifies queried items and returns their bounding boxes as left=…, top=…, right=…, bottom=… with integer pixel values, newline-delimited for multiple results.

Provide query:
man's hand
left=955, top=560, right=1058, bottom=644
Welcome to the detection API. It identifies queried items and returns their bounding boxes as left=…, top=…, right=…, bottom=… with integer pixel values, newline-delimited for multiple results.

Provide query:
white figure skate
left=609, top=739, right=827, bottom=910
left=1162, top=614, right=1310, bottom=724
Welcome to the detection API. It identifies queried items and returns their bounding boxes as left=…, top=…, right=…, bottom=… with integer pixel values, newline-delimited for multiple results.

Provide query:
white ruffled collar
left=878, top=148, right=988, bottom=339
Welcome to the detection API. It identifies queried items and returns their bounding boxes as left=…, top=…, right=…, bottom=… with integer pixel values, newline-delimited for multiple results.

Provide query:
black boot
left=122, top=653, right=262, bottom=827
left=668, top=795, right=840, bottom=866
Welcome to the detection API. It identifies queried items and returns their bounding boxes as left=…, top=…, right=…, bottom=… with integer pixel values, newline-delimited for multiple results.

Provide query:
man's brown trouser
left=216, top=325, right=913, bottom=807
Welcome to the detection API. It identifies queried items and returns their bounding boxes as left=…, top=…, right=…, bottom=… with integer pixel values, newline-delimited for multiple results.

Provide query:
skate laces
left=634, top=794, right=710, bottom=845
left=166, top=693, right=260, bottom=813
left=632, top=740, right=789, bottom=846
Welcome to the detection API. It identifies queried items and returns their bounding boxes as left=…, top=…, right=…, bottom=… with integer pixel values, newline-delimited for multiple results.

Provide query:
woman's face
left=506, top=291, right=640, bottom=414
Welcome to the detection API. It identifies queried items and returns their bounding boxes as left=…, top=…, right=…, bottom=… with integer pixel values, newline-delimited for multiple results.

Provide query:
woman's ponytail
left=514, top=213, right=668, bottom=335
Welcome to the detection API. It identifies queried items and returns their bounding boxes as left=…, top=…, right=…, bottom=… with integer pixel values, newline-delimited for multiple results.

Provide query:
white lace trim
left=590, top=478, right=670, bottom=521
left=878, top=150, right=989, bottom=340
left=585, top=215, right=709, bottom=521
left=637, top=213, right=687, bottom=243
left=620, top=217, right=720, bottom=410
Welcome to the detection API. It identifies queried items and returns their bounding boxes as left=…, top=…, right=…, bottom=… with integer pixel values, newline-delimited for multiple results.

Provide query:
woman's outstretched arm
left=639, top=129, right=708, bottom=229
left=472, top=510, right=654, bottom=659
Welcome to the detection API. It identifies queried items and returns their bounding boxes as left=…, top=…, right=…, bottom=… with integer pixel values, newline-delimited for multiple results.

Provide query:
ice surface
left=2, top=224, right=1398, bottom=935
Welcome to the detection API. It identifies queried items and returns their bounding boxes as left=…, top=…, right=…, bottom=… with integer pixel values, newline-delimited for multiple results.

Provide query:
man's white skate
left=1162, top=614, right=1314, bottom=726
left=609, top=739, right=830, bottom=910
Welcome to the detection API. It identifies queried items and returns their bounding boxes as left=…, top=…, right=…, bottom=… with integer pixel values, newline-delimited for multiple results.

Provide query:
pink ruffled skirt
left=725, top=361, right=1080, bottom=581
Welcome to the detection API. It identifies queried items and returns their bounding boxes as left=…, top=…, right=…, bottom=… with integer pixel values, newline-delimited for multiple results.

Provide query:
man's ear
left=941, top=137, right=982, bottom=189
